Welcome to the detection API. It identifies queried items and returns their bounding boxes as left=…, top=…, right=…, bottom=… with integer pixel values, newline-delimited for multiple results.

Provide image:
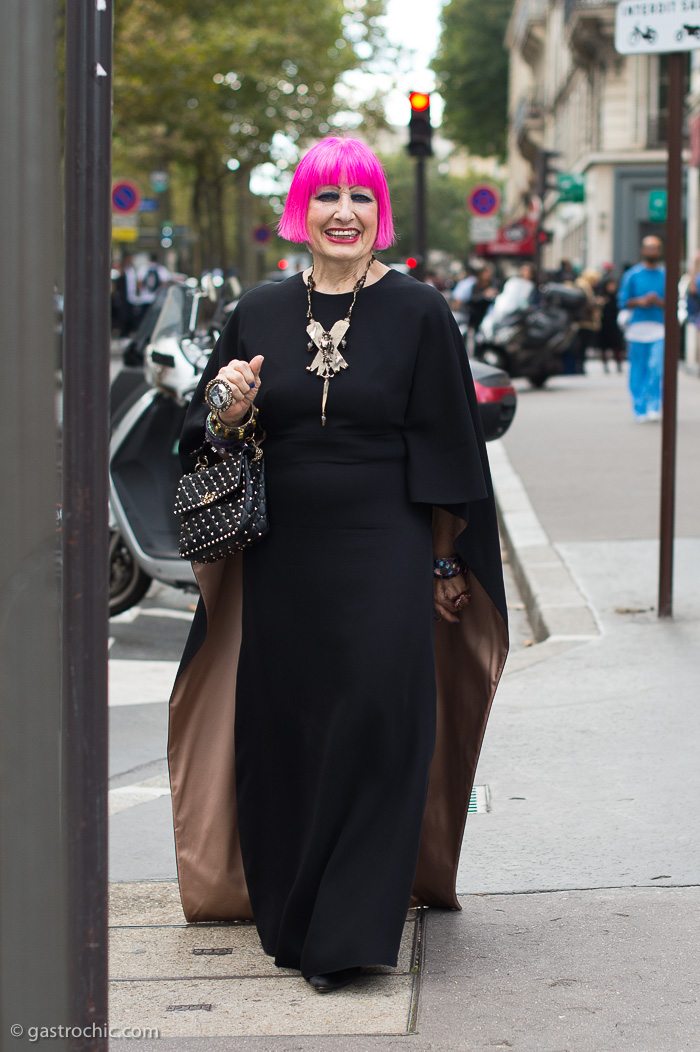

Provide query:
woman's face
left=305, top=182, right=378, bottom=266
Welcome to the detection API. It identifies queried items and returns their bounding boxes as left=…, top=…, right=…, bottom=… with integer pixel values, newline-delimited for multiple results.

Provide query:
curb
left=488, top=440, right=600, bottom=644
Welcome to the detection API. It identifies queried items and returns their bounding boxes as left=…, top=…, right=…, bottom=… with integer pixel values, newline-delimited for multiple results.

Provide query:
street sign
left=649, top=189, right=667, bottom=221
left=111, top=179, right=141, bottom=214
left=252, top=225, right=271, bottom=244
left=469, top=215, right=499, bottom=243
left=149, top=169, right=170, bottom=193
left=112, top=212, right=139, bottom=241
left=557, top=173, right=585, bottom=203
left=615, top=3, right=700, bottom=54
left=139, top=197, right=159, bottom=212
left=467, top=183, right=502, bottom=217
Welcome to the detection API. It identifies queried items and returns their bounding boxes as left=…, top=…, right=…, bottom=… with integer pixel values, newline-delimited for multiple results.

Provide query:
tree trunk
left=191, top=173, right=203, bottom=278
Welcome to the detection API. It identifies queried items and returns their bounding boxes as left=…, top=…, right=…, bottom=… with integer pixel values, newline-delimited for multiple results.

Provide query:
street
left=106, top=360, right=700, bottom=1047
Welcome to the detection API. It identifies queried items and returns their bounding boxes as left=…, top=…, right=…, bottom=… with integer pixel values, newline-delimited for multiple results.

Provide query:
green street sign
left=649, top=189, right=667, bottom=222
left=557, top=173, right=585, bottom=203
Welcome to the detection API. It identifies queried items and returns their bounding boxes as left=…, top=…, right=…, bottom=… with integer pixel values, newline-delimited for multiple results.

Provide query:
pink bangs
left=277, top=137, right=395, bottom=250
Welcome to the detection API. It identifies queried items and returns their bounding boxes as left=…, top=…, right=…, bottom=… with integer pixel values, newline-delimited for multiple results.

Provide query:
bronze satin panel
left=410, top=574, right=508, bottom=909
left=168, top=561, right=507, bottom=922
left=167, top=555, right=253, bottom=921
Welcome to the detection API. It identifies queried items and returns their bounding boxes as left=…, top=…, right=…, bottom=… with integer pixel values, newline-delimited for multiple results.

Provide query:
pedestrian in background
left=598, top=277, right=625, bottom=372
left=467, top=263, right=499, bottom=335
left=450, top=265, right=476, bottom=322
left=137, top=253, right=171, bottom=320
left=617, top=236, right=665, bottom=421
left=114, top=250, right=140, bottom=336
left=571, top=268, right=603, bottom=375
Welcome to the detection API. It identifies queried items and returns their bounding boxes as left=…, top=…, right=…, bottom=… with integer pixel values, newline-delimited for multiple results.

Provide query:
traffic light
left=535, top=150, right=560, bottom=198
left=408, top=92, right=433, bottom=158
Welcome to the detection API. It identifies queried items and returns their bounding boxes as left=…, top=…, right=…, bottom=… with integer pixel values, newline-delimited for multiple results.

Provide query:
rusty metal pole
left=63, top=0, right=113, bottom=1046
left=658, top=51, right=684, bottom=619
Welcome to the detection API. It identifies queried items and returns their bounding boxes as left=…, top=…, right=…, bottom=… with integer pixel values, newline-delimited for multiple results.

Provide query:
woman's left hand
left=434, top=572, right=469, bottom=624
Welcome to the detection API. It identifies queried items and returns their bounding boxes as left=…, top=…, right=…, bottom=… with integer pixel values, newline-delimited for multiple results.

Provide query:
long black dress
left=174, top=269, right=503, bottom=978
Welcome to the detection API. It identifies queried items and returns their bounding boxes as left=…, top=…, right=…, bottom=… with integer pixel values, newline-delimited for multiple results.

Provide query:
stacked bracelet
left=205, top=405, right=258, bottom=454
left=433, top=556, right=465, bottom=579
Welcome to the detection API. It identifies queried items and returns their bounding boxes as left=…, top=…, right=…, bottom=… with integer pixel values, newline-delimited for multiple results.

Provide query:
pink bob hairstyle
left=277, top=137, right=395, bottom=250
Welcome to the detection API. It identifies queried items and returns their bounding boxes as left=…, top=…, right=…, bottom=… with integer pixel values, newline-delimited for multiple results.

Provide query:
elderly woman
left=168, top=138, right=508, bottom=994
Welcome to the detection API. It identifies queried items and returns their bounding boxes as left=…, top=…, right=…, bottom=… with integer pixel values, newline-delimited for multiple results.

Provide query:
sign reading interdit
left=615, top=1, right=700, bottom=53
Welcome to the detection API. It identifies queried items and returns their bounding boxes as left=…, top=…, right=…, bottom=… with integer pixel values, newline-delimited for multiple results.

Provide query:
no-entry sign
left=111, top=179, right=141, bottom=214
left=467, top=183, right=502, bottom=218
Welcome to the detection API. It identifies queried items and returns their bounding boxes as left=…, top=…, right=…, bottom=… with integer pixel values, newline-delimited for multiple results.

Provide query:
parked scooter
left=109, top=280, right=236, bottom=615
left=473, top=277, right=587, bottom=388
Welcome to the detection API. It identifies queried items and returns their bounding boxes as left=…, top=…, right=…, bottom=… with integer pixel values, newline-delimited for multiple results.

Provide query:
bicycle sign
left=616, top=2, right=700, bottom=54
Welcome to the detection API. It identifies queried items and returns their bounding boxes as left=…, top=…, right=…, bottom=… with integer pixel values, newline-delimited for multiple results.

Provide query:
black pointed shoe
left=306, top=966, right=361, bottom=993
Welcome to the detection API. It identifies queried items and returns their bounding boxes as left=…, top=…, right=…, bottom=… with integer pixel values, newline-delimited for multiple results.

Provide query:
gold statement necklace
left=305, top=254, right=375, bottom=426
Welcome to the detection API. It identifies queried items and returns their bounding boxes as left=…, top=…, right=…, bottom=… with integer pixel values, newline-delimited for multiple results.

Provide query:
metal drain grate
left=166, top=1004, right=212, bottom=1012
left=468, top=785, right=490, bottom=814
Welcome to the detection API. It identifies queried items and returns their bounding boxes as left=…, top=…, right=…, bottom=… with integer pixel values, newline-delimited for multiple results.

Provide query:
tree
left=111, top=0, right=389, bottom=276
left=378, top=153, right=503, bottom=262
left=431, top=0, right=511, bottom=159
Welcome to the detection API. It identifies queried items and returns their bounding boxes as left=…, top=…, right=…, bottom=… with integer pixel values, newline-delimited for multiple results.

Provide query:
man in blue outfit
left=618, top=236, right=665, bottom=421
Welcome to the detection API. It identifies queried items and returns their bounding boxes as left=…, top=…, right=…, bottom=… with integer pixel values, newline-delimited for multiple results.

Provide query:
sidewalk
left=108, top=363, right=700, bottom=1050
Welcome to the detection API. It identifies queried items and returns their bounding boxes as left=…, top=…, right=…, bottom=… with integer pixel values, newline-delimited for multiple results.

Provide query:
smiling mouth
left=325, top=229, right=360, bottom=240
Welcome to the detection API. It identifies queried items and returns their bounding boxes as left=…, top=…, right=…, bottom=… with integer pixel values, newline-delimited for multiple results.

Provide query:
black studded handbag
left=174, top=438, right=269, bottom=563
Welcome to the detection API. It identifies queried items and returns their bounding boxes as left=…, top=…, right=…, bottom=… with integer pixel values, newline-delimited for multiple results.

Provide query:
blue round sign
left=253, top=225, right=272, bottom=244
left=467, top=183, right=502, bottom=218
left=112, top=180, right=141, bottom=214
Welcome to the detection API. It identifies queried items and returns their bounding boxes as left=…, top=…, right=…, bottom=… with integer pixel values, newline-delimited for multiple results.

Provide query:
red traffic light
left=406, top=257, right=418, bottom=269
left=278, top=259, right=289, bottom=270
left=409, top=91, right=430, bottom=112
left=407, top=93, right=433, bottom=159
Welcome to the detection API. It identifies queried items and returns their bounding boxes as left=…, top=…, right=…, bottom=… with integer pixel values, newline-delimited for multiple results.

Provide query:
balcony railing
left=513, top=93, right=546, bottom=141
left=564, top=0, right=617, bottom=21
left=511, top=0, right=547, bottom=50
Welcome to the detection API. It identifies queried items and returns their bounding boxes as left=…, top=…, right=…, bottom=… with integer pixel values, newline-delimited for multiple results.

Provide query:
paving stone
left=109, top=974, right=415, bottom=1037
left=110, top=912, right=416, bottom=979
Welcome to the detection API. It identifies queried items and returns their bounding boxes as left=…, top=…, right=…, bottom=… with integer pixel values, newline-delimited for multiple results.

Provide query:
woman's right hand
left=215, top=355, right=264, bottom=423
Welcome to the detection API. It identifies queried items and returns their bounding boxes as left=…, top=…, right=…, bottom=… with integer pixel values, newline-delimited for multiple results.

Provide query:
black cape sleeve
left=403, top=295, right=507, bottom=625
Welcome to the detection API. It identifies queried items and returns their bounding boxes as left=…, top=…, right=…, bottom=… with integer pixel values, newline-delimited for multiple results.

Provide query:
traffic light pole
left=658, top=51, right=683, bottom=619
left=414, top=156, right=427, bottom=283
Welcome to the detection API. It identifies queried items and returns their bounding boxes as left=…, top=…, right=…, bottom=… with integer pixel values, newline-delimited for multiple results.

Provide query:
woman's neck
left=304, top=254, right=388, bottom=293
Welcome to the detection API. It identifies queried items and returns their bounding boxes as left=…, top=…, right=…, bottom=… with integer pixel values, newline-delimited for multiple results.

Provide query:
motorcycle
left=109, top=280, right=235, bottom=615
left=473, top=277, right=587, bottom=388
left=109, top=280, right=518, bottom=615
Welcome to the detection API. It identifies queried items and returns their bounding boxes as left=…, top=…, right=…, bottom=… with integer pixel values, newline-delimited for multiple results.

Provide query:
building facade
left=506, top=0, right=686, bottom=273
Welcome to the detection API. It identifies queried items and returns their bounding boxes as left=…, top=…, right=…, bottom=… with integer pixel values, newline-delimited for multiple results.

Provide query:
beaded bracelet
left=433, top=556, right=465, bottom=579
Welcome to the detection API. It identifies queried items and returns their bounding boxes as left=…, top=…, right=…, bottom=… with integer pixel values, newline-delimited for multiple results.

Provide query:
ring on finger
left=205, top=376, right=236, bottom=412
left=453, top=591, right=470, bottom=611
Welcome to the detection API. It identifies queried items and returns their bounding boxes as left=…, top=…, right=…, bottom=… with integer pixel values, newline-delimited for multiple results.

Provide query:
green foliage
left=114, top=0, right=387, bottom=175
left=109, top=0, right=389, bottom=275
left=379, top=153, right=503, bottom=261
left=431, top=0, right=511, bottom=159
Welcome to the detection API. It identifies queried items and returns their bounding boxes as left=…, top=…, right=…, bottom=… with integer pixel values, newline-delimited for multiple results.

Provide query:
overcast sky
left=380, top=0, right=444, bottom=123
